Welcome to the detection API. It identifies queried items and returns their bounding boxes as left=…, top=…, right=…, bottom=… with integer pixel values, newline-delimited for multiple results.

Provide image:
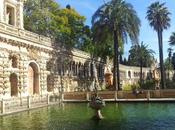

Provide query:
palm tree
left=169, top=33, right=175, bottom=80
left=169, top=32, right=175, bottom=46
left=146, top=2, right=171, bottom=89
left=167, top=48, right=173, bottom=80
left=92, top=0, right=140, bottom=90
left=128, top=42, right=155, bottom=85
left=137, top=42, right=155, bottom=86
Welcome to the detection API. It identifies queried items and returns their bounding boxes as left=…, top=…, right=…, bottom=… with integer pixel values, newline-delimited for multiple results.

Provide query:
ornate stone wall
left=0, top=24, right=152, bottom=98
left=0, top=0, right=152, bottom=99
left=0, top=31, right=52, bottom=98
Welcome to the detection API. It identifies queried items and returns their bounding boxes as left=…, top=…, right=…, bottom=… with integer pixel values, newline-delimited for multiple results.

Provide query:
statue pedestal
left=90, top=96, right=105, bottom=120
left=93, top=109, right=104, bottom=120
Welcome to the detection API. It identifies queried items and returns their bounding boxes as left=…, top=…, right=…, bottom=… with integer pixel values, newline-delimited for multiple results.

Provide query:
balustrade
left=0, top=22, right=52, bottom=47
left=0, top=94, right=57, bottom=115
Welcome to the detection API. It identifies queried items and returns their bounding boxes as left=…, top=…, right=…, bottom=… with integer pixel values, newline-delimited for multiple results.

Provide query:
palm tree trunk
left=113, top=28, right=120, bottom=91
left=140, top=58, right=143, bottom=87
left=168, top=57, right=170, bottom=80
left=158, top=29, right=166, bottom=89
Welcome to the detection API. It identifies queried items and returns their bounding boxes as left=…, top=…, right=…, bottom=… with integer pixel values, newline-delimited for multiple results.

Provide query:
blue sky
left=57, top=0, right=175, bottom=60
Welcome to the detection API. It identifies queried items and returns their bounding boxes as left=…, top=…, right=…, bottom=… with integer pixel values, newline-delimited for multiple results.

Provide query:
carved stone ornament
left=28, top=49, right=39, bottom=60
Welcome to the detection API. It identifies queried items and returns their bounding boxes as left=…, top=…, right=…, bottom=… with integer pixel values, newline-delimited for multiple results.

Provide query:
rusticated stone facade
left=0, top=0, right=151, bottom=99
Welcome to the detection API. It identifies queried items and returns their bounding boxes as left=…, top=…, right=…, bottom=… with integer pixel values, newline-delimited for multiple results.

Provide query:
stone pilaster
left=17, top=1, right=24, bottom=29
left=22, top=57, right=29, bottom=96
left=0, top=0, right=4, bottom=23
left=39, top=60, right=48, bottom=95
left=53, top=75, right=60, bottom=93
left=18, top=55, right=26, bottom=97
left=1, top=53, right=11, bottom=98
left=88, top=63, right=91, bottom=78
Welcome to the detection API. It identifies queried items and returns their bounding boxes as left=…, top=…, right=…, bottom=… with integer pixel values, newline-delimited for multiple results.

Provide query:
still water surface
left=1, top=103, right=175, bottom=130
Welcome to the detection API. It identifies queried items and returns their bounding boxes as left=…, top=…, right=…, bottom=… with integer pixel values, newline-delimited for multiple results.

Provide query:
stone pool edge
left=0, top=102, right=61, bottom=117
left=63, top=98, right=175, bottom=103
left=2, top=98, right=175, bottom=116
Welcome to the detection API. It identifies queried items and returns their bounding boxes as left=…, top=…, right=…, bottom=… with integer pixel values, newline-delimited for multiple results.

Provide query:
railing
left=63, top=90, right=175, bottom=101
left=2, top=90, right=175, bottom=115
left=0, top=94, right=60, bottom=115
left=0, top=22, right=52, bottom=47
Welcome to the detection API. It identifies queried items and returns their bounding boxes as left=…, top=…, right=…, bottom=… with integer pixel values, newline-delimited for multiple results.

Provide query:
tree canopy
left=91, top=0, right=140, bottom=60
left=92, top=0, right=140, bottom=90
left=128, top=43, right=155, bottom=67
left=169, top=32, right=175, bottom=46
left=24, top=0, right=90, bottom=48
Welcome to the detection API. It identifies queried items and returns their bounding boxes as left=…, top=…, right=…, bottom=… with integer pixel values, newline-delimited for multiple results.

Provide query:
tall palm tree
left=169, top=32, right=175, bottom=46
left=92, top=0, right=140, bottom=90
left=146, top=2, right=171, bottom=89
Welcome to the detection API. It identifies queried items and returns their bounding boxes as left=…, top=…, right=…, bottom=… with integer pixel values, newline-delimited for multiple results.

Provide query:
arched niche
left=28, top=62, right=39, bottom=95
left=10, top=73, right=18, bottom=97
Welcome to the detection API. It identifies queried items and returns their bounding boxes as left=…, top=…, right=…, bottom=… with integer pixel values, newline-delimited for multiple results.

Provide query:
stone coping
left=0, top=22, right=52, bottom=47
left=0, top=102, right=61, bottom=117
left=63, top=98, right=175, bottom=103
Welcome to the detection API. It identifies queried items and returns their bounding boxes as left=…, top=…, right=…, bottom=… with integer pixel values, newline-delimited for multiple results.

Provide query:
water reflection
left=1, top=103, right=175, bottom=130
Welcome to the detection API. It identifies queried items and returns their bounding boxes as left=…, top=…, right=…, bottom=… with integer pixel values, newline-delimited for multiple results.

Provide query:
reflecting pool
left=1, top=103, right=175, bottom=130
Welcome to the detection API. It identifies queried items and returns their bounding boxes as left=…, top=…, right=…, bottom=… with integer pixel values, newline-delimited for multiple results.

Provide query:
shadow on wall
left=46, top=45, right=105, bottom=93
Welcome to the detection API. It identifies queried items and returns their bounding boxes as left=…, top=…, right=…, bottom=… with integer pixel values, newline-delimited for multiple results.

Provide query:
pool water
left=1, top=103, right=175, bottom=130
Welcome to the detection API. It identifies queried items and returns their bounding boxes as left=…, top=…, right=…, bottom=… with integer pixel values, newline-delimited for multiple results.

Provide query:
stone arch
left=128, top=71, right=131, bottom=78
left=78, top=62, right=82, bottom=77
left=10, top=73, right=18, bottom=97
left=28, top=62, right=40, bottom=95
left=72, top=61, right=76, bottom=76
left=75, top=63, right=78, bottom=75
left=83, top=63, right=87, bottom=78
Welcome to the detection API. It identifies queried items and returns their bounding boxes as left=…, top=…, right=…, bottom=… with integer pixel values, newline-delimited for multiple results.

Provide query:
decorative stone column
left=2, top=53, right=11, bottom=98
left=0, top=0, right=4, bottom=23
left=88, top=63, right=91, bottom=78
left=18, top=56, right=23, bottom=97
left=18, top=55, right=27, bottom=97
left=39, top=59, right=49, bottom=95
left=17, top=0, right=24, bottom=29
left=40, top=66, right=47, bottom=95
left=69, top=62, right=73, bottom=76
left=53, top=75, right=60, bottom=93
left=22, top=58, right=29, bottom=97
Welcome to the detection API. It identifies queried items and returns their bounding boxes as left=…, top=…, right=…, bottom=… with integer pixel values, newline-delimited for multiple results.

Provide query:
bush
left=122, top=84, right=132, bottom=91
left=131, top=83, right=140, bottom=90
left=166, top=80, right=175, bottom=89
left=122, top=83, right=140, bottom=91
left=140, top=80, right=155, bottom=90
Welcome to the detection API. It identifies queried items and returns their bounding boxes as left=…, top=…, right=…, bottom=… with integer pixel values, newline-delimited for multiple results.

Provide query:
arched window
left=6, top=5, right=15, bottom=25
left=128, top=71, right=131, bottom=78
left=28, top=62, right=39, bottom=95
left=72, top=62, right=76, bottom=76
